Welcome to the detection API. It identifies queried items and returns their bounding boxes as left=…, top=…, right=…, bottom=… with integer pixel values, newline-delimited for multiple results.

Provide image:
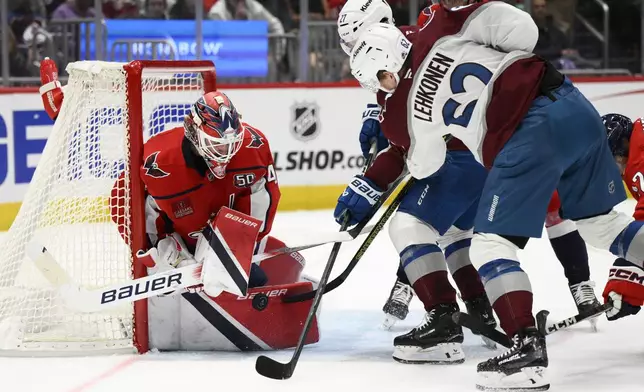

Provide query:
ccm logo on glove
left=609, top=267, right=644, bottom=284
left=350, top=177, right=381, bottom=205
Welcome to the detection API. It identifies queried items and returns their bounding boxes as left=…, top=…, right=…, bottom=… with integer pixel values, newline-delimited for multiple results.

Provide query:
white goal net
left=0, top=60, right=216, bottom=355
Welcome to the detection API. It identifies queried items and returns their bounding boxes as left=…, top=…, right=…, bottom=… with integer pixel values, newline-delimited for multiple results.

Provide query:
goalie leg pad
left=255, top=235, right=305, bottom=286
left=196, top=207, right=262, bottom=297
left=148, top=281, right=320, bottom=351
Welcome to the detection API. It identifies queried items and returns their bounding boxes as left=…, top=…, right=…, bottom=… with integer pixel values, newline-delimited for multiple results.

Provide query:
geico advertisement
left=1, top=81, right=644, bottom=204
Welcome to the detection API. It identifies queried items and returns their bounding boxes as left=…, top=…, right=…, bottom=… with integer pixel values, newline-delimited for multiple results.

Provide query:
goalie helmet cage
left=0, top=60, right=216, bottom=356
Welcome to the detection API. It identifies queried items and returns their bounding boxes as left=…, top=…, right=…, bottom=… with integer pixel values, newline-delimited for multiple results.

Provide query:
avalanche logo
left=143, top=151, right=170, bottom=178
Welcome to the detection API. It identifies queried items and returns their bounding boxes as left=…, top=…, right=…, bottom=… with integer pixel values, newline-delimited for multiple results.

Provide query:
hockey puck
left=252, top=293, right=269, bottom=311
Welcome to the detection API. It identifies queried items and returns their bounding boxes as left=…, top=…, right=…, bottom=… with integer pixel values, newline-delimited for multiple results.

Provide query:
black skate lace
left=571, top=281, right=597, bottom=306
left=416, top=308, right=436, bottom=331
left=489, top=334, right=521, bottom=361
left=391, top=281, right=413, bottom=305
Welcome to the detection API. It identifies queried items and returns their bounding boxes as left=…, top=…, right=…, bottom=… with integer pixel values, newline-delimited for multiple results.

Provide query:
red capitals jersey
left=623, top=118, right=644, bottom=220
left=111, top=124, right=280, bottom=251
left=365, top=24, right=468, bottom=190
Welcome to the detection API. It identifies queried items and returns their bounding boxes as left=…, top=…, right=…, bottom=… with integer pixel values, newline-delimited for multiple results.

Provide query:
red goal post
left=0, top=60, right=216, bottom=355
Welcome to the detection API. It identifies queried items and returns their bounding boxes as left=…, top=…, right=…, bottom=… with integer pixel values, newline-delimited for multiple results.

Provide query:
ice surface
left=3, top=201, right=644, bottom=392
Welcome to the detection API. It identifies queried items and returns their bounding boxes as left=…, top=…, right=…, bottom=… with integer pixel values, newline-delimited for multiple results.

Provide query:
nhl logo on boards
left=290, top=102, right=320, bottom=142
left=172, top=198, right=194, bottom=218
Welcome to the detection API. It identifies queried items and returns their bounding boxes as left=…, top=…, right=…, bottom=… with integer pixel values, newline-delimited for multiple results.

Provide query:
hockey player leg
left=546, top=216, right=600, bottom=331
left=381, top=263, right=414, bottom=330
left=471, top=233, right=549, bottom=391
left=439, top=222, right=496, bottom=348
left=388, top=211, right=464, bottom=364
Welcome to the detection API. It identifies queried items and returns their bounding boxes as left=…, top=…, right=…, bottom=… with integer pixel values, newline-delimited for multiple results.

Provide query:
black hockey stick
left=283, top=174, right=413, bottom=303
left=255, top=176, right=415, bottom=379
left=254, top=142, right=378, bottom=380
left=452, top=302, right=613, bottom=348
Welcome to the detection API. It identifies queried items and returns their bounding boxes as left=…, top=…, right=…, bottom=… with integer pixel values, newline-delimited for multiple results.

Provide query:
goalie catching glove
left=603, top=258, right=644, bottom=320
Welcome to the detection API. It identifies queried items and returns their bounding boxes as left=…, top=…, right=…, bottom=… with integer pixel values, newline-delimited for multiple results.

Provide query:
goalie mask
left=184, top=91, right=244, bottom=179
left=337, top=0, right=394, bottom=56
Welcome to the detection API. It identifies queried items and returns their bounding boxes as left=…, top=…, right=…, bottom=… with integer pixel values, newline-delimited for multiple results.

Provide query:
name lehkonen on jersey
left=413, top=52, right=455, bottom=123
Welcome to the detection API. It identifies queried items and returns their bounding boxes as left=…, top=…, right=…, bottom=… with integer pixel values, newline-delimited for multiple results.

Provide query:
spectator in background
left=103, top=0, right=141, bottom=18
left=209, top=0, right=285, bottom=38
left=51, top=0, right=95, bottom=19
left=286, top=0, right=330, bottom=21
left=532, top=0, right=578, bottom=69
left=141, top=0, right=168, bottom=18
left=169, top=0, right=195, bottom=19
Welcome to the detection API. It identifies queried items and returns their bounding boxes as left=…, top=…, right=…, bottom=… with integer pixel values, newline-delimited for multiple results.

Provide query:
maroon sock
left=412, top=271, right=457, bottom=311
left=492, top=291, right=535, bottom=337
left=452, top=265, right=486, bottom=301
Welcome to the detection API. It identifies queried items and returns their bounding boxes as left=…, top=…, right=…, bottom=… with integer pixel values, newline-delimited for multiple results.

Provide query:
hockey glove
left=39, top=57, right=64, bottom=121
left=603, top=258, right=644, bottom=321
left=359, top=104, right=389, bottom=158
left=136, top=233, right=196, bottom=274
left=334, top=175, right=383, bottom=226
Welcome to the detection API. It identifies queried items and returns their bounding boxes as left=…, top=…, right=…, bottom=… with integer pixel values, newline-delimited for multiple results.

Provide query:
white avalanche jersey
left=405, top=1, right=544, bottom=179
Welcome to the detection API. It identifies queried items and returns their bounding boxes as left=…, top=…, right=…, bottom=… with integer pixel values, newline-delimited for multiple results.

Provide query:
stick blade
left=255, top=355, right=294, bottom=380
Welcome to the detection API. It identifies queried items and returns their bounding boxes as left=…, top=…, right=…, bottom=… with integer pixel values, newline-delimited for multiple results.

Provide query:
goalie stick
left=255, top=176, right=416, bottom=380
left=452, top=302, right=613, bottom=348
left=27, top=242, right=204, bottom=312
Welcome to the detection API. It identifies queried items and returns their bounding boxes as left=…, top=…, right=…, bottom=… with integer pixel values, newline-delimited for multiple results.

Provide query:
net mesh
left=0, top=61, right=210, bottom=354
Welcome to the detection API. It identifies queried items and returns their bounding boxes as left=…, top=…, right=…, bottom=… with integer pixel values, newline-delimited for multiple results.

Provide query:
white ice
left=3, top=201, right=644, bottom=392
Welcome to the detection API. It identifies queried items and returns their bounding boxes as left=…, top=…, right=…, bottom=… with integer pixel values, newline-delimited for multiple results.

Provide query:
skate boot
left=464, top=294, right=498, bottom=349
left=392, top=302, right=465, bottom=364
left=382, top=279, right=414, bottom=330
left=477, top=327, right=549, bottom=391
left=570, top=281, right=601, bottom=332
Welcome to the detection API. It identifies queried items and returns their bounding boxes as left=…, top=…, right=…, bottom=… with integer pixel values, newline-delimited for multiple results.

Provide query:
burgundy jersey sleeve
left=231, top=124, right=281, bottom=240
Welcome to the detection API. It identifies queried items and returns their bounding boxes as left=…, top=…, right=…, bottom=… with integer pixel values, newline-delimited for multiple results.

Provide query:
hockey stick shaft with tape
left=254, top=142, right=379, bottom=380
left=255, top=178, right=415, bottom=379
left=452, top=302, right=613, bottom=348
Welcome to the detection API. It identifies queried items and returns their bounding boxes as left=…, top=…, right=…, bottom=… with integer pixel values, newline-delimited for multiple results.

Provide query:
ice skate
left=477, top=327, right=549, bottom=391
left=464, top=294, right=498, bottom=349
left=392, top=303, right=464, bottom=364
left=570, top=281, right=601, bottom=332
left=382, top=279, right=413, bottom=330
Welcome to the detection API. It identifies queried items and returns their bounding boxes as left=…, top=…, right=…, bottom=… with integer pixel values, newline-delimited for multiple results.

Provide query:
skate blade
left=477, top=366, right=549, bottom=391
left=393, top=342, right=465, bottom=364
left=481, top=335, right=497, bottom=350
left=588, top=316, right=599, bottom=333
left=381, top=314, right=401, bottom=330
